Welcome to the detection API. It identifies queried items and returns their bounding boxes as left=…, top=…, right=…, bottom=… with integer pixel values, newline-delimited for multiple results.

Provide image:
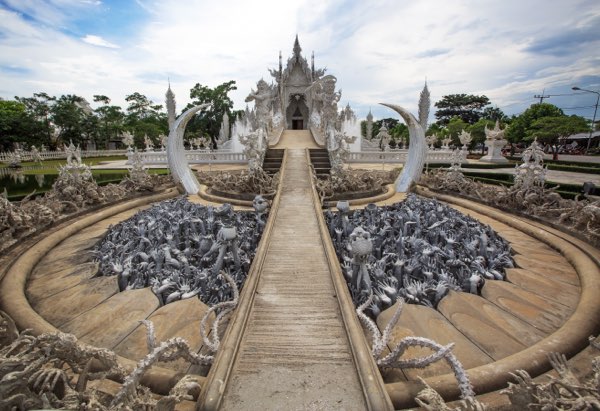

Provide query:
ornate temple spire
left=279, top=50, right=282, bottom=75
left=418, top=80, right=430, bottom=132
left=166, top=81, right=176, bottom=130
left=293, top=34, right=302, bottom=61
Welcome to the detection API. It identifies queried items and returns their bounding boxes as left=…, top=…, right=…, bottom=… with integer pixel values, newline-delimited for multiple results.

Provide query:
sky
left=0, top=0, right=599, bottom=123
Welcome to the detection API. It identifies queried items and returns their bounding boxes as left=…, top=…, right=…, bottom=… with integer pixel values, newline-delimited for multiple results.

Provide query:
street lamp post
left=572, top=86, right=600, bottom=155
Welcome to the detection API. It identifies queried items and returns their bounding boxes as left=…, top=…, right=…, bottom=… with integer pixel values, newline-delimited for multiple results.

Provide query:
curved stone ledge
left=323, top=184, right=396, bottom=208
left=0, top=188, right=194, bottom=396
left=382, top=187, right=600, bottom=409
left=197, top=184, right=255, bottom=207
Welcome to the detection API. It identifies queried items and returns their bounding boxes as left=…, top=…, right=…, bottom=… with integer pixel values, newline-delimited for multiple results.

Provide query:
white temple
left=269, top=35, right=328, bottom=131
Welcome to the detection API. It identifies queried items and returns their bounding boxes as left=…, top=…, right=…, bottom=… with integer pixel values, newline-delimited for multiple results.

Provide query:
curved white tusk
left=380, top=103, right=427, bottom=192
left=167, top=103, right=210, bottom=194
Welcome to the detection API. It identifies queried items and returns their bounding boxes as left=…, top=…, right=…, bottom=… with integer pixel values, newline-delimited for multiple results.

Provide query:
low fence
left=347, top=149, right=466, bottom=164
left=129, top=150, right=247, bottom=165
left=0, top=149, right=127, bottom=163
left=1, top=148, right=464, bottom=167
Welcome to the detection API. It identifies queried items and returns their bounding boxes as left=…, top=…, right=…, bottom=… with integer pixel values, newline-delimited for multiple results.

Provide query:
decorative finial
left=293, top=35, right=302, bottom=59
left=166, top=82, right=176, bottom=130
left=279, top=50, right=282, bottom=72
left=418, top=80, right=431, bottom=131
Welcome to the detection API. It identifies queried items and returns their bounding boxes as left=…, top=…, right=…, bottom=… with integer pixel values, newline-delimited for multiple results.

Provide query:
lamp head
left=572, top=86, right=581, bottom=91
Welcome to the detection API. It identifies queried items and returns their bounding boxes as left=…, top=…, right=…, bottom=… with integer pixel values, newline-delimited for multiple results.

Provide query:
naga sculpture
left=381, top=103, right=427, bottom=192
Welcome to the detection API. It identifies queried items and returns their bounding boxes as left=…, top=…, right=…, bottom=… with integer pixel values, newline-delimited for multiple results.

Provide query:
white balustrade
left=0, top=149, right=127, bottom=163
left=347, top=149, right=462, bottom=164
left=126, top=149, right=248, bottom=165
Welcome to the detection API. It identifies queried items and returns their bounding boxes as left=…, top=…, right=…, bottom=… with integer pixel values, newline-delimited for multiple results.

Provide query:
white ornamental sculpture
left=144, top=134, right=154, bottom=152
left=375, top=124, right=391, bottom=150
left=239, top=130, right=264, bottom=172
left=513, top=138, right=546, bottom=190
left=165, top=85, right=209, bottom=194
left=459, top=130, right=472, bottom=151
left=30, top=145, right=43, bottom=163
left=426, top=134, right=437, bottom=149
left=328, top=131, right=356, bottom=177
left=480, top=121, right=508, bottom=163
left=217, top=112, right=230, bottom=147
left=159, top=134, right=168, bottom=150
left=245, top=79, right=276, bottom=131
left=122, top=132, right=134, bottom=149
left=381, top=103, right=427, bottom=192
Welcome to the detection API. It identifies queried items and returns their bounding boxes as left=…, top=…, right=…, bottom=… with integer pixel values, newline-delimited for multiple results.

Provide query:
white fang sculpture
left=165, top=87, right=209, bottom=194
left=381, top=103, right=427, bottom=192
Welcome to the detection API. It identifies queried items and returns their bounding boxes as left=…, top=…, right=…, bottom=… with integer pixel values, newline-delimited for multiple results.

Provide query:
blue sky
left=0, top=0, right=599, bottom=123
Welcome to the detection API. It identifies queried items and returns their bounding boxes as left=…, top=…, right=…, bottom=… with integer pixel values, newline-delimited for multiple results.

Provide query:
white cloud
left=0, top=0, right=598, bottom=121
left=81, top=34, right=120, bottom=49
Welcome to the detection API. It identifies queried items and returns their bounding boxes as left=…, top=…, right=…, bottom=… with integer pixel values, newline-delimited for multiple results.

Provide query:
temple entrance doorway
left=292, top=119, right=304, bottom=129
left=286, top=94, right=308, bottom=130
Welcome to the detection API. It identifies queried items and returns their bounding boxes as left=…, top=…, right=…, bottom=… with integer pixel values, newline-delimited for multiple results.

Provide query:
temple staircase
left=308, top=148, right=331, bottom=177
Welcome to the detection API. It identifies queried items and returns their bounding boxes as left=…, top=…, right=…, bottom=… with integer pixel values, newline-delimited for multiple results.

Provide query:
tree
left=506, top=103, right=564, bottom=145
left=390, top=123, right=409, bottom=147
left=0, top=100, right=29, bottom=150
left=468, top=118, right=496, bottom=154
left=51, top=94, right=95, bottom=147
left=526, top=115, right=588, bottom=160
left=125, top=92, right=162, bottom=120
left=15, top=92, right=56, bottom=148
left=124, top=92, right=167, bottom=146
left=482, top=106, right=508, bottom=123
left=94, top=95, right=125, bottom=149
left=434, top=94, right=491, bottom=125
left=185, top=80, right=238, bottom=147
left=445, top=117, right=469, bottom=146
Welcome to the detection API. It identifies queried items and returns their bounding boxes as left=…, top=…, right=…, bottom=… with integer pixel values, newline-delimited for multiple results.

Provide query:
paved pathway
left=219, top=148, right=367, bottom=410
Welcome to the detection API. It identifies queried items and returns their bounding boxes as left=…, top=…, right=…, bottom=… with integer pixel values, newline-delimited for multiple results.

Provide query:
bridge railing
left=347, top=149, right=465, bottom=164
